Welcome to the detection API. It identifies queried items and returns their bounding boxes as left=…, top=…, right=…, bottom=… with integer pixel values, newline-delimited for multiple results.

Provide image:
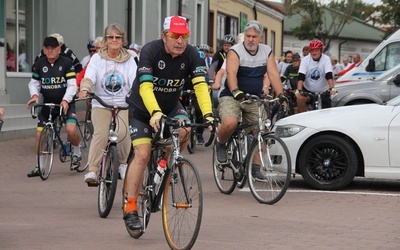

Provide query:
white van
left=336, top=29, right=400, bottom=83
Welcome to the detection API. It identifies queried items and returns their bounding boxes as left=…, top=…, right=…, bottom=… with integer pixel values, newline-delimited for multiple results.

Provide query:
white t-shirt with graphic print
left=299, top=54, right=333, bottom=93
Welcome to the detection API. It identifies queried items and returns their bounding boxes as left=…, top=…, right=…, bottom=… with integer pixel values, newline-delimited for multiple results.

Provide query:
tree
left=376, top=0, right=400, bottom=38
left=284, top=0, right=368, bottom=52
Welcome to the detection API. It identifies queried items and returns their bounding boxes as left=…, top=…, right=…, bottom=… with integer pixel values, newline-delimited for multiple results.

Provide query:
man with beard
left=214, top=20, right=287, bottom=179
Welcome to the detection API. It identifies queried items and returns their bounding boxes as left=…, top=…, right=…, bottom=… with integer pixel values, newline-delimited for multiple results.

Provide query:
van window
left=374, top=42, right=400, bottom=71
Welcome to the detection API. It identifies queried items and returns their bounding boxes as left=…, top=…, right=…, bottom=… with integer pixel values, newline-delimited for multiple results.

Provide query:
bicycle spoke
left=162, top=158, right=202, bottom=250
left=247, top=134, right=291, bottom=204
left=38, top=125, right=54, bottom=180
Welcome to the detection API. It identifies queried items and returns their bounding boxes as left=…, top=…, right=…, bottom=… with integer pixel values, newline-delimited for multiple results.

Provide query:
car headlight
left=275, top=124, right=305, bottom=138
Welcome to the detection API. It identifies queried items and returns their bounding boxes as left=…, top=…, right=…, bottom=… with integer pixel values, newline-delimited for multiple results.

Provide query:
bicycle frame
left=141, top=116, right=214, bottom=231
left=147, top=119, right=192, bottom=213
left=33, top=104, right=72, bottom=158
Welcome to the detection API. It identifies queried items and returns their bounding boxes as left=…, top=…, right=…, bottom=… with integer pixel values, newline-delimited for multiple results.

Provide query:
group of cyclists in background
left=19, top=14, right=340, bottom=247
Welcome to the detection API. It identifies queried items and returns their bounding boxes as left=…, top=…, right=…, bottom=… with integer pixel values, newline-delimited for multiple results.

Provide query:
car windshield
left=375, top=63, right=400, bottom=81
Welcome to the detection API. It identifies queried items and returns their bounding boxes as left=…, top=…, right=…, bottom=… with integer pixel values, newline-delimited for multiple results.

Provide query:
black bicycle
left=122, top=115, right=215, bottom=249
left=31, top=103, right=91, bottom=180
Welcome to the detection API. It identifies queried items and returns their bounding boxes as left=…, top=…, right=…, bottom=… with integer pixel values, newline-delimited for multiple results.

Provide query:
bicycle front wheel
left=162, top=158, right=203, bottom=250
left=74, top=121, right=92, bottom=172
left=246, top=134, right=291, bottom=204
left=98, top=145, right=119, bottom=218
left=37, top=125, right=55, bottom=181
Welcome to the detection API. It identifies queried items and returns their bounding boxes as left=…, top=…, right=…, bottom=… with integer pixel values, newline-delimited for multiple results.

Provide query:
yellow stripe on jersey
left=192, top=77, right=212, bottom=117
left=66, top=72, right=76, bottom=78
left=139, top=82, right=161, bottom=115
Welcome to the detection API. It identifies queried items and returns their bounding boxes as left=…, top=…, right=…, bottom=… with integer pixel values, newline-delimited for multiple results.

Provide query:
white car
left=273, top=97, right=400, bottom=190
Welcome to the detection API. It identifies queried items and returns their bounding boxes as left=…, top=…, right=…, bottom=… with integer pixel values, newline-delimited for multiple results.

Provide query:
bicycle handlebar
left=76, top=93, right=129, bottom=110
left=30, top=103, right=63, bottom=119
left=241, top=94, right=279, bottom=104
left=151, top=115, right=216, bottom=147
left=182, top=89, right=195, bottom=94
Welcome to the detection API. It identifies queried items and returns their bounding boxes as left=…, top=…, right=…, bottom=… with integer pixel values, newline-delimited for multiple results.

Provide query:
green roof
left=283, top=7, right=385, bottom=42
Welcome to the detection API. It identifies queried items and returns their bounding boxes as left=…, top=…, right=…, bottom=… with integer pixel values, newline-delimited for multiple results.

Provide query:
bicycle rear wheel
left=37, top=125, right=55, bottom=181
left=162, top=158, right=203, bottom=250
left=246, top=134, right=291, bottom=204
left=186, top=108, right=197, bottom=154
left=98, top=145, right=119, bottom=218
left=212, top=140, right=236, bottom=194
left=74, top=121, right=92, bottom=172
left=123, top=164, right=151, bottom=239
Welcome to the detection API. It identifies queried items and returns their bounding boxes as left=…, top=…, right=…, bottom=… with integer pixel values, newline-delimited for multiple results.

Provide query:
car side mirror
left=366, top=58, right=375, bottom=72
left=394, top=74, right=400, bottom=86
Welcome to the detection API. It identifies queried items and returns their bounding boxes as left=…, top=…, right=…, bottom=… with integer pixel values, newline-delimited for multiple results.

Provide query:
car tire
left=299, top=134, right=358, bottom=190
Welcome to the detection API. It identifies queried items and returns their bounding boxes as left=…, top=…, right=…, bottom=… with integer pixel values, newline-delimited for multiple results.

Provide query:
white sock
left=72, top=145, right=81, bottom=157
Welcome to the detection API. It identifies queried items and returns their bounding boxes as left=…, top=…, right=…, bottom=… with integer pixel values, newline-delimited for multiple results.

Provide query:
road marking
left=240, top=188, right=400, bottom=197
left=287, top=190, right=400, bottom=197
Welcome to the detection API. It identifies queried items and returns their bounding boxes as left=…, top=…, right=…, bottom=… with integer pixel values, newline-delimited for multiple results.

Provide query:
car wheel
left=299, top=134, right=358, bottom=190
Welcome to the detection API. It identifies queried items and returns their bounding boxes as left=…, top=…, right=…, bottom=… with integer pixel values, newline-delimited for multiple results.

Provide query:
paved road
left=1, top=136, right=399, bottom=249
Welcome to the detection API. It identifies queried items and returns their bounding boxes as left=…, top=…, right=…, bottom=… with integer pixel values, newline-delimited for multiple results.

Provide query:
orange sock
left=126, top=197, right=137, bottom=214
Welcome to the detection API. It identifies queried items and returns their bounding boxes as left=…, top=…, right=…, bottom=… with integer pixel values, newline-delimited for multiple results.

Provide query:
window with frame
left=270, top=31, right=276, bottom=53
left=216, top=13, right=238, bottom=52
left=5, top=0, right=37, bottom=73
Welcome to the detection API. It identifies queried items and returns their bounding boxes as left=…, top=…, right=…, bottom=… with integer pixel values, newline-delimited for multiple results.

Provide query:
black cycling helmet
left=223, top=34, right=235, bottom=45
left=292, top=53, right=301, bottom=60
left=87, top=41, right=95, bottom=50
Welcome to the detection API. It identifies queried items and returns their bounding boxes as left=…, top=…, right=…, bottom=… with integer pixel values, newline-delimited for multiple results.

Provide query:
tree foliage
left=376, top=0, right=400, bottom=38
left=284, top=0, right=371, bottom=52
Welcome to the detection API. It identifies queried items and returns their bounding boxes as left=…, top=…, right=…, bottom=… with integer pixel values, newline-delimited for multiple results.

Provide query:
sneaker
left=27, top=166, right=40, bottom=177
left=84, top=171, right=98, bottom=183
left=216, top=142, right=228, bottom=163
left=119, top=165, right=127, bottom=180
left=252, top=164, right=266, bottom=180
left=123, top=211, right=142, bottom=230
left=197, top=135, right=205, bottom=145
left=70, top=155, right=82, bottom=171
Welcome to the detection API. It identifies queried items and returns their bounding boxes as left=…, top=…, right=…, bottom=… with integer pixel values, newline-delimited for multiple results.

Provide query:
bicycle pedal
left=86, top=181, right=99, bottom=187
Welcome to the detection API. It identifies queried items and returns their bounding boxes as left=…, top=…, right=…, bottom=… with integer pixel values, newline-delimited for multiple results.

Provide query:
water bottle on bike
left=153, top=159, right=167, bottom=185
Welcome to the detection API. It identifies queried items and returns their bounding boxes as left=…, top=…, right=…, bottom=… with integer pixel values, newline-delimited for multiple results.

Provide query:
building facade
left=0, top=0, right=284, bottom=106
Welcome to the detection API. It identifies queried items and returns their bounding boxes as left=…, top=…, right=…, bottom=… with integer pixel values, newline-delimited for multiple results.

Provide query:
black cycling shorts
left=129, top=102, right=189, bottom=146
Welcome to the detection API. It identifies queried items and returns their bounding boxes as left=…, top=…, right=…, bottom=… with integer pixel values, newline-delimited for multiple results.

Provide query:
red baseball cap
left=163, top=16, right=189, bottom=34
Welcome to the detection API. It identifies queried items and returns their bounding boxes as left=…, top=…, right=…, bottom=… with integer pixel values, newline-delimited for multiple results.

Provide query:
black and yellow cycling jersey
left=127, top=39, right=212, bottom=121
left=32, top=55, right=76, bottom=104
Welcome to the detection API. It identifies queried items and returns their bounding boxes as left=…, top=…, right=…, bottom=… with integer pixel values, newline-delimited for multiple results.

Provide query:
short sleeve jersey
left=32, top=56, right=75, bottom=103
left=299, top=54, right=333, bottom=92
left=220, top=43, right=271, bottom=97
left=127, top=39, right=207, bottom=118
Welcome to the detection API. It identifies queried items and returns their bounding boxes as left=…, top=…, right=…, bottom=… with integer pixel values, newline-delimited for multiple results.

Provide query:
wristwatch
left=294, top=89, right=302, bottom=95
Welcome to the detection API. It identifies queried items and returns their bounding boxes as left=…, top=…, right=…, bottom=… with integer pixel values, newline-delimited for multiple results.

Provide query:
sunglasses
left=89, top=49, right=96, bottom=53
left=106, top=35, right=123, bottom=40
left=166, top=32, right=190, bottom=41
left=245, top=22, right=262, bottom=32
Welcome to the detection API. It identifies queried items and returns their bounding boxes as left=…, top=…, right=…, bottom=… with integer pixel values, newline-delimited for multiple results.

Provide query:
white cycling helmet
left=198, top=44, right=210, bottom=52
left=223, top=34, right=235, bottom=45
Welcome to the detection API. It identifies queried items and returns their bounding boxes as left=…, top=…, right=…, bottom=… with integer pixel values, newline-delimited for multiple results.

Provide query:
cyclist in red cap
left=294, top=39, right=336, bottom=113
left=124, top=15, right=214, bottom=230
